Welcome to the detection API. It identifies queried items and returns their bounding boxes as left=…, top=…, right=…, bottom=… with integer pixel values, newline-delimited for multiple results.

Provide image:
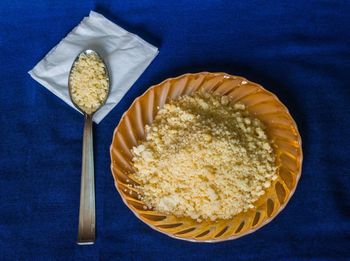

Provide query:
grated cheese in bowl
left=131, top=92, right=277, bottom=222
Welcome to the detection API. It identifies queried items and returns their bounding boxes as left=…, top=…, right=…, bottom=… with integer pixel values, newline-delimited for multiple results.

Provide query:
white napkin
left=29, top=11, right=159, bottom=123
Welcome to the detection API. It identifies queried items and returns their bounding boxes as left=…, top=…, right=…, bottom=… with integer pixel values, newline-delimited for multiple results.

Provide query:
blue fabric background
left=1, top=0, right=349, bottom=260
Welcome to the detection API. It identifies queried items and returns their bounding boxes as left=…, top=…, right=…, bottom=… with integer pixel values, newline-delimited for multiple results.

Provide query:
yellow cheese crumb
left=69, top=53, right=109, bottom=114
left=131, top=92, right=277, bottom=221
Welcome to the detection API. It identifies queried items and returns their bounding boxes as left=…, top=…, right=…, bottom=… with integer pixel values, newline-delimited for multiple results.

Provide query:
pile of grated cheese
left=131, top=92, right=277, bottom=221
left=69, top=52, right=109, bottom=114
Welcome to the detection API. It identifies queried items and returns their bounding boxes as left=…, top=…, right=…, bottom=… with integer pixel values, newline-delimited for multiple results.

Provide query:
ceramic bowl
left=110, top=72, right=303, bottom=242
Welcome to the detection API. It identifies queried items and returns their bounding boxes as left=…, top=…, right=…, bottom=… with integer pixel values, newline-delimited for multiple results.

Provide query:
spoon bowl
left=69, top=49, right=110, bottom=115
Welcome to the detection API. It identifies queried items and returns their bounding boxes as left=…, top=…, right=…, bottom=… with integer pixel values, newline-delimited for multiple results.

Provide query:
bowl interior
left=110, top=72, right=302, bottom=242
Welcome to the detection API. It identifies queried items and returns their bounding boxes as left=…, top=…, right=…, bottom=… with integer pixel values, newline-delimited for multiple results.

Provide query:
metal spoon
left=68, top=49, right=110, bottom=245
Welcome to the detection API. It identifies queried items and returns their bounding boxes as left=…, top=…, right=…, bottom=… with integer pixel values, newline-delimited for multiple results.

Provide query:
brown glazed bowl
left=110, top=72, right=303, bottom=242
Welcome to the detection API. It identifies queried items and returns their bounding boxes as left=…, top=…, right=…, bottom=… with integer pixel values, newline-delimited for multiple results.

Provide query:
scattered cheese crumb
left=131, top=92, right=277, bottom=221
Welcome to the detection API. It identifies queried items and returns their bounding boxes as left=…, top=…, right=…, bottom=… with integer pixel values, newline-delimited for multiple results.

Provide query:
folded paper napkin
left=29, top=11, right=158, bottom=123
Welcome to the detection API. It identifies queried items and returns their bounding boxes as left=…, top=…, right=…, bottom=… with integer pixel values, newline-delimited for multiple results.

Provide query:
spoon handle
left=77, top=114, right=95, bottom=245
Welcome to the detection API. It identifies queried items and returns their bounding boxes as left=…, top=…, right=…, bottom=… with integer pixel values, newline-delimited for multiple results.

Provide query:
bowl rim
left=109, top=72, right=303, bottom=243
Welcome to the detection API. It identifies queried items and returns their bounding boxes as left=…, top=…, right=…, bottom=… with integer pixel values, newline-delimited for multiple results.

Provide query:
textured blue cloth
left=1, top=1, right=349, bottom=260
